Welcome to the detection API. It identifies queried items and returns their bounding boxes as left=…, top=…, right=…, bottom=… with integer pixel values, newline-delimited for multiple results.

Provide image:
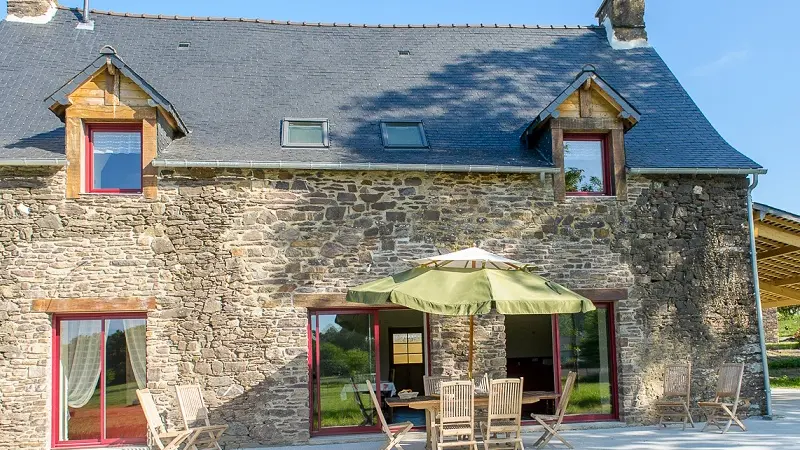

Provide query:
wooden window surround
left=551, top=122, right=626, bottom=203
left=64, top=67, right=158, bottom=199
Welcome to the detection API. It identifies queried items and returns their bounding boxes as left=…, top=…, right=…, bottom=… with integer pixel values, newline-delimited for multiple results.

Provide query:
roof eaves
left=753, top=202, right=800, bottom=224
left=152, top=159, right=560, bottom=174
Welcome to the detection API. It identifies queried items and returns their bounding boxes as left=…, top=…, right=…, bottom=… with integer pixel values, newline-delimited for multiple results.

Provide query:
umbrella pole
left=468, top=315, right=474, bottom=379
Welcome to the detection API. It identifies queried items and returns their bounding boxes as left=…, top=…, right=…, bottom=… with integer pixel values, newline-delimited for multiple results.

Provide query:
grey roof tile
left=0, top=8, right=761, bottom=170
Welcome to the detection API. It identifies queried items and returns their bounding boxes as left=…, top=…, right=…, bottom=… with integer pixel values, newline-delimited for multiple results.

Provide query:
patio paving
left=260, top=388, right=800, bottom=450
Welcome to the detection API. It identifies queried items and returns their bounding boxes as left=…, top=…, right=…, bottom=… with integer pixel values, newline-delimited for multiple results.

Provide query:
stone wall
left=0, top=166, right=765, bottom=449
left=763, top=307, right=779, bottom=343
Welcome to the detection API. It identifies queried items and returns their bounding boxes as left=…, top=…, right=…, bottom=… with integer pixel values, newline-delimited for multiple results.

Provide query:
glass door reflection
left=310, top=311, right=380, bottom=432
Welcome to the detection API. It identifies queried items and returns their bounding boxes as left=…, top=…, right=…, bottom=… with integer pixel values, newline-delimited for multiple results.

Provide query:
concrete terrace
left=260, top=389, right=800, bottom=450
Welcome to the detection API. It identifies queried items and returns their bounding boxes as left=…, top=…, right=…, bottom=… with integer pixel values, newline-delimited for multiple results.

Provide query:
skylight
left=282, top=119, right=329, bottom=147
left=380, top=121, right=428, bottom=148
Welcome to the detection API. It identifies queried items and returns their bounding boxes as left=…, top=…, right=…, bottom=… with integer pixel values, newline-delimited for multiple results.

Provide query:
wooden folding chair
left=698, top=363, right=747, bottom=433
left=479, top=377, right=524, bottom=450
left=137, top=389, right=208, bottom=450
left=475, top=373, right=490, bottom=393
left=423, top=375, right=451, bottom=396
left=654, top=362, right=695, bottom=430
left=532, top=371, right=576, bottom=449
left=433, top=380, right=478, bottom=450
left=175, top=385, right=228, bottom=450
left=350, top=376, right=375, bottom=426
left=366, top=380, right=413, bottom=450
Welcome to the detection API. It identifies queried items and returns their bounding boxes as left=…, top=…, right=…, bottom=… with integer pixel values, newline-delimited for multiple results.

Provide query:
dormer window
left=282, top=119, right=329, bottom=148
left=380, top=121, right=428, bottom=148
left=564, top=134, right=611, bottom=196
left=86, top=124, right=143, bottom=194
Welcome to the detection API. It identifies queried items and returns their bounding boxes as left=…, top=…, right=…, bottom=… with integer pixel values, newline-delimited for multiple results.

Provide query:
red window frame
left=550, top=302, right=619, bottom=422
left=307, top=307, right=430, bottom=436
left=84, top=123, right=143, bottom=194
left=563, top=133, right=613, bottom=196
left=51, top=313, right=148, bottom=448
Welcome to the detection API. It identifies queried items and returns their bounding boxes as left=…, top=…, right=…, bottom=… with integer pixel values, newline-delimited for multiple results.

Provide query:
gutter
left=628, top=167, right=767, bottom=175
left=747, top=174, right=773, bottom=418
left=152, top=160, right=561, bottom=174
left=0, top=158, right=66, bottom=166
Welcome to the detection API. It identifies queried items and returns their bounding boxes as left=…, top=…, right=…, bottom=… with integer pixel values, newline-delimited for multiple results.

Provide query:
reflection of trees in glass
left=559, top=312, right=601, bottom=382
left=319, top=325, right=372, bottom=377
left=564, top=142, right=603, bottom=192
left=106, top=330, right=127, bottom=386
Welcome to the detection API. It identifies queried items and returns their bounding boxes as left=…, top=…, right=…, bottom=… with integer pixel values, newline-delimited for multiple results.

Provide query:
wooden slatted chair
left=433, top=380, right=478, bottom=450
left=423, top=375, right=451, bottom=396
left=366, top=380, right=414, bottom=450
left=654, top=362, right=694, bottom=429
left=532, top=371, right=577, bottom=449
left=698, top=363, right=747, bottom=433
left=475, top=373, right=490, bottom=393
left=479, top=377, right=524, bottom=450
left=137, top=389, right=204, bottom=450
left=350, top=375, right=375, bottom=426
left=175, top=385, right=229, bottom=450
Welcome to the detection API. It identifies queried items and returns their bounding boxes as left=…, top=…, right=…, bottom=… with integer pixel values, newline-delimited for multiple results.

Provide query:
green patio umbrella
left=346, top=247, right=594, bottom=376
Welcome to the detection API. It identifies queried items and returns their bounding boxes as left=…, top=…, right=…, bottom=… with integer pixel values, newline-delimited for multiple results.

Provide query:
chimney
left=595, top=0, right=648, bottom=49
left=6, top=0, right=58, bottom=23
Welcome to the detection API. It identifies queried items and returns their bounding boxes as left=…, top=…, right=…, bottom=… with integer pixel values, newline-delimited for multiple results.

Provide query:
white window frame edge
left=281, top=118, right=329, bottom=148
left=380, top=120, right=429, bottom=149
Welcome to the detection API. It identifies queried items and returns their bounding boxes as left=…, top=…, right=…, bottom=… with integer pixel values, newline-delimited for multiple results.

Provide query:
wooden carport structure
left=754, top=203, right=800, bottom=308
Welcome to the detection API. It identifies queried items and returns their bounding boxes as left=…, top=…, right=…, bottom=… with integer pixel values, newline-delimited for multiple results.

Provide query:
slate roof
left=0, top=7, right=762, bottom=171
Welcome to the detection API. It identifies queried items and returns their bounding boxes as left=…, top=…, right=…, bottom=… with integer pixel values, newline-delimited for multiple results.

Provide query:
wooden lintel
left=757, top=245, right=800, bottom=260
left=32, top=297, right=156, bottom=313
left=756, top=222, right=800, bottom=248
left=551, top=117, right=623, bottom=132
left=761, top=282, right=800, bottom=303
left=292, top=293, right=400, bottom=309
left=572, top=288, right=628, bottom=302
left=68, top=105, right=156, bottom=120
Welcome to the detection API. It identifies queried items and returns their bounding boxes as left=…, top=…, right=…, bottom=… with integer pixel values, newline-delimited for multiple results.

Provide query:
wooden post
left=551, top=126, right=565, bottom=203
left=64, top=115, right=82, bottom=199
left=142, top=117, right=158, bottom=199
left=610, top=128, right=627, bottom=201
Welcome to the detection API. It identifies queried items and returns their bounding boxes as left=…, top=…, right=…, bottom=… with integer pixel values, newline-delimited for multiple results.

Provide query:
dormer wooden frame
left=526, top=68, right=635, bottom=203
left=47, top=48, right=186, bottom=200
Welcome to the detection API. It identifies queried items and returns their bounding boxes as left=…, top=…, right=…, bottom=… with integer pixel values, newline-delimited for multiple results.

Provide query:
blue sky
left=2, top=0, right=797, bottom=211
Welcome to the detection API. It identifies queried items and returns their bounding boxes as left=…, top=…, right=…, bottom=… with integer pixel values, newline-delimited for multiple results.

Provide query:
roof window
left=281, top=119, right=329, bottom=148
left=380, top=121, right=428, bottom=149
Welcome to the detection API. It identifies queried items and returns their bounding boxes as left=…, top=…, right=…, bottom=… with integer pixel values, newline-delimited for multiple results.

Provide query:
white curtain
left=62, top=320, right=102, bottom=409
left=123, top=320, right=147, bottom=389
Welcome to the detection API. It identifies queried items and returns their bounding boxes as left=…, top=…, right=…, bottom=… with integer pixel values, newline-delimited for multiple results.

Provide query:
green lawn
left=779, top=314, right=800, bottom=338
left=316, top=378, right=375, bottom=428
left=771, top=376, right=800, bottom=388
left=565, top=381, right=612, bottom=415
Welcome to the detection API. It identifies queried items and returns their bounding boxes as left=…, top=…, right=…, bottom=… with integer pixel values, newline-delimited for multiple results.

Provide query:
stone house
left=0, top=0, right=770, bottom=448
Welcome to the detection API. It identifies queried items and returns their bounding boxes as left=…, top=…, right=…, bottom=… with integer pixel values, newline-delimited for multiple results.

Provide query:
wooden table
left=386, top=391, right=559, bottom=449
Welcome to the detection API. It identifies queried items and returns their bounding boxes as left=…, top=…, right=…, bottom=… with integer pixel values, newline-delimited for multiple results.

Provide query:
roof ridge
left=57, top=5, right=601, bottom=29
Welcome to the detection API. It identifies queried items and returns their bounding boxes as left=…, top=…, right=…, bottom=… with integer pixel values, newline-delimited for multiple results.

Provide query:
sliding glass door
left=309, top=311, right=380, bottom=434
left=556, top=303, right=617, bottom=420
left=53, top=315, right=147, bottom=446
